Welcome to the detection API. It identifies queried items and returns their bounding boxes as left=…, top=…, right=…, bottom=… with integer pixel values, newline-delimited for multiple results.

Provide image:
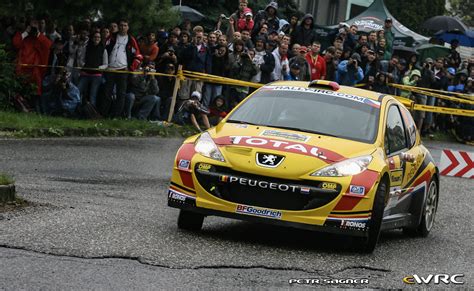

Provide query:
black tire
left=403, top=178, right=439, bottom=237
left=358, top=179, right=388, bottom=253
left=177, top=210, right=205, bottom=231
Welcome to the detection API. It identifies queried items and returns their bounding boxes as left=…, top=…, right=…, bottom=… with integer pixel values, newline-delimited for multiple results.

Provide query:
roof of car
left=266, top=81, right=385, bottom=102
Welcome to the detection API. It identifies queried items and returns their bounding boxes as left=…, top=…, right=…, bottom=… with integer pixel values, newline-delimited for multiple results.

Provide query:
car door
left=384, top=104, right=411, bottom=214
left=385, top=103, right=427, bottom=214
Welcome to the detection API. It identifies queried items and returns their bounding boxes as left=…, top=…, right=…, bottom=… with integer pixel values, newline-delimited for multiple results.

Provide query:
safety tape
left=389, top=83, right=474, bottom=105
left=392, top=84, right=474, bottom=101
left=413, top=104, right=474, bottom=117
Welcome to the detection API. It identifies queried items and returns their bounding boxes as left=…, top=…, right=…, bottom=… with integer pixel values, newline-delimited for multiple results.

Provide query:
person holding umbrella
left=447, top=39, right=461, bottom=69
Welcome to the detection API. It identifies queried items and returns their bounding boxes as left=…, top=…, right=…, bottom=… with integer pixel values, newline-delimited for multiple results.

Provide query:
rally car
left=167, top=80, right=440, bottom=252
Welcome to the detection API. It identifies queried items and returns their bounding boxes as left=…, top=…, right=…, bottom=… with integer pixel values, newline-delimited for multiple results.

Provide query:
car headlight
left=194, top=132, right=225, bottom=162
left=311, top=155, right=373, bottom=177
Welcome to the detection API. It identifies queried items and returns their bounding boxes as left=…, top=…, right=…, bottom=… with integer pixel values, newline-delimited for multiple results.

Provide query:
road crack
left=0, top=245, right=325, bottom=274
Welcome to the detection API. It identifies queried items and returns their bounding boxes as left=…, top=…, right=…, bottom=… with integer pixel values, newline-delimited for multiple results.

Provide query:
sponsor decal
left=221, top=175, right=300, bottom=193
left=349, top=185, right=365, bottom=195
left=236, top=204, right=282, bottom=219
left=262, top=86, right=381, bottom=108
left=321, top=182, right=337, bottom=190
left=230, top=136, right=328, bottom=160
left=256, top=153, right=285, bottom=168
left=198, top=163, right=212, bottom=171
left=178, top=159, right=191, bottom=170
left=403, top=274, right=464, bottom=285
left=390, top=169, right=403, bottom=186
left=300, top=187, right=311, bottom=195
left=340, top=219, right=366, bottom=229
left=260, top=129, right=310, bottom=142
left=231, top=124, right=248, bottom=128
left=168, top=188, right=195, bottom=201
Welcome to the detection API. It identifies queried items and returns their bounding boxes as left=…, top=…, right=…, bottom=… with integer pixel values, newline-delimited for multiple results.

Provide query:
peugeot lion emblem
left=256, top=153, right=285, bottom=168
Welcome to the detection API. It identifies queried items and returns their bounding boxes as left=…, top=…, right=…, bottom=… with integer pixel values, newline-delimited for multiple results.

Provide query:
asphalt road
left=0, top=137, right=472, bottom=289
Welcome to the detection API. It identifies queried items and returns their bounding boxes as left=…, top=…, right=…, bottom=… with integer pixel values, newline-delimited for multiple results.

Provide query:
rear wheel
left=358, top=179, right=387, bottom=253
left=177, top=210, right=205, bottom=231
left=403, top=179, right=438, bottom=237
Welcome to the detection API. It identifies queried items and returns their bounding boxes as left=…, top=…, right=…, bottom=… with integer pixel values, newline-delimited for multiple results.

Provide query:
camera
left=30, top=26, right=38, bottom=36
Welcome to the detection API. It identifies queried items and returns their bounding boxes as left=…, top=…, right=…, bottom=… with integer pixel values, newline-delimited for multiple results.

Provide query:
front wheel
left=358, top=180, right=387, bottom=253
left=177, top=210, right=205, bottom=231
left=403, top=179, right=439, bottom=237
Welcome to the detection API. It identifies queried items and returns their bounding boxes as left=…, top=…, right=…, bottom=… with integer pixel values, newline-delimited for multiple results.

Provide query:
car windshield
left=227, top=86, right=381, bottom=143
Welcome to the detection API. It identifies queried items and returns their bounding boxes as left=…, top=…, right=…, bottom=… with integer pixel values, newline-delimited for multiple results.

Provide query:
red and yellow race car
left=167, top=80, right=440, bottom=252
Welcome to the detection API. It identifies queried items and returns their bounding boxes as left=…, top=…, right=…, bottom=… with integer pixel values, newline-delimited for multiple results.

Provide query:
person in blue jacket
left=283, top=62, right=301, bottom=81
left=336, top=52, right=364, bottom=86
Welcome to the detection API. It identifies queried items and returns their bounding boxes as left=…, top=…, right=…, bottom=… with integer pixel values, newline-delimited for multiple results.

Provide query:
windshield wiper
left=226, top=119, right=261, bottom=126
left=262, top=125, right=340, bottom=138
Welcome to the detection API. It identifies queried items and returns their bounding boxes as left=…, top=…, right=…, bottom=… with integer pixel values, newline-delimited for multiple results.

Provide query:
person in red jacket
left=13, top=19, right=52, bottom=96
left=305, top=41, right=326, bottom=80
left=237, top=8, right=254, bottom=32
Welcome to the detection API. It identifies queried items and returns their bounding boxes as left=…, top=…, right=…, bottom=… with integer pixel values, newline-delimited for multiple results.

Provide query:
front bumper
left=168, top=187, right=369, bottom=237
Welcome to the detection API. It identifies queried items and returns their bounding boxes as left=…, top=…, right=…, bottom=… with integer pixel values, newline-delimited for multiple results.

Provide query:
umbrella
left=393, top=46, right=418, bottom=60
left=415, top=43, right=451, bottom=62
left=435, top=30, right=474, bottom=47
left=422, top=16, right=468, bottom=33
left=172, top=5, right=205, bottom=22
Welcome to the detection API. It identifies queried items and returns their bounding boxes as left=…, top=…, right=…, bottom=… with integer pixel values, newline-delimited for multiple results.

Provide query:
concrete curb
left=0, top=184, right=15, bottom=203
left=0, top=126, right=198, bottom=138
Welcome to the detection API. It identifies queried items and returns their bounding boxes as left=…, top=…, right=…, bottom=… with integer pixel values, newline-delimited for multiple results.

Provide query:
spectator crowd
left=0, top=0, right=472, bottom=141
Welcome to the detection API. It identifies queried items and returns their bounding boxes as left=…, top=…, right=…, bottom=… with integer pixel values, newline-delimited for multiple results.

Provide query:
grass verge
left=0, top=173, right=14, bottom=185
left=0, top=111, right=199, bottom=138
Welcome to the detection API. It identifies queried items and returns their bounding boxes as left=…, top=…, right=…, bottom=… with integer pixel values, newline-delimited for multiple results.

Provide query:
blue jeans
left=424, top=96, right=436, bottom=130
left=125, top=93, right=162, bottom=120
left=203, top=84, right=223, bottom=108
left=78, top=75, right=103, bottom=107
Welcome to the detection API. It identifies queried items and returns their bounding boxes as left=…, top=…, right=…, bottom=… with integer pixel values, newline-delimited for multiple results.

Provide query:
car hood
left=207, top=123, right=377, bottom=179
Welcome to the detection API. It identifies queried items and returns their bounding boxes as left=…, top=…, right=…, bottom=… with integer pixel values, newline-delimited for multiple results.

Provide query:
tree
left=0, top=0, right=179, bottom=35
left=385, top=0, right=446, bottom=35
left=448, top=0, right=473, bottom=27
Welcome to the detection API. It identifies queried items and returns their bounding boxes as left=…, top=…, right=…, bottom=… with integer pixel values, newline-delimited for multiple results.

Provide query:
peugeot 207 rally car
left=167, top=80, right=440, bottom=252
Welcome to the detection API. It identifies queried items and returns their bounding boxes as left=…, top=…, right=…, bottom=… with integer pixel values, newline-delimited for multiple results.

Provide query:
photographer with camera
left=40, top=68, right=80, bottom=116
left=173, top=91, right=211, bottom=132
left=336, top=53, right=364, bottom=86
left=13, top=18, right=52, bottom=101
left=124, top=62, right=162, bottom=120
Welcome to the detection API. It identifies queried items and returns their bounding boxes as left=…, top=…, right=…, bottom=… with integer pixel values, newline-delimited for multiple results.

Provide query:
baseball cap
left=424, top=57, right=433, bottom=64
left=351, top=52, right=361, bottom=62
left=191, top=91, right=202, bottom=101
left=290, top=63, right=301, bottom=70
left=385, top=18, right=393, bottom=22
left=299, top=46, right=308, bottom=53
left=367, top=49, right=375, bottom=55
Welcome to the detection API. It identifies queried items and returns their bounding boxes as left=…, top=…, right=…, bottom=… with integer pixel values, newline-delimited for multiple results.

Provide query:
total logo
left=230, top=136, right=328, bottom=160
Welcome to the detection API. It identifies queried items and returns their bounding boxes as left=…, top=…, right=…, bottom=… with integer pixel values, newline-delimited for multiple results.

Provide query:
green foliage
left=0, top=45, right=36, bottom=111
left=448, top=0, right=473, bottom=27
left=0, top=173, right=14, bottom=185
left=385, top=0, right=446, bottom=35
left=0, top=0, right=179, bottom=35
left=0, top=111, right=199, bottom=138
